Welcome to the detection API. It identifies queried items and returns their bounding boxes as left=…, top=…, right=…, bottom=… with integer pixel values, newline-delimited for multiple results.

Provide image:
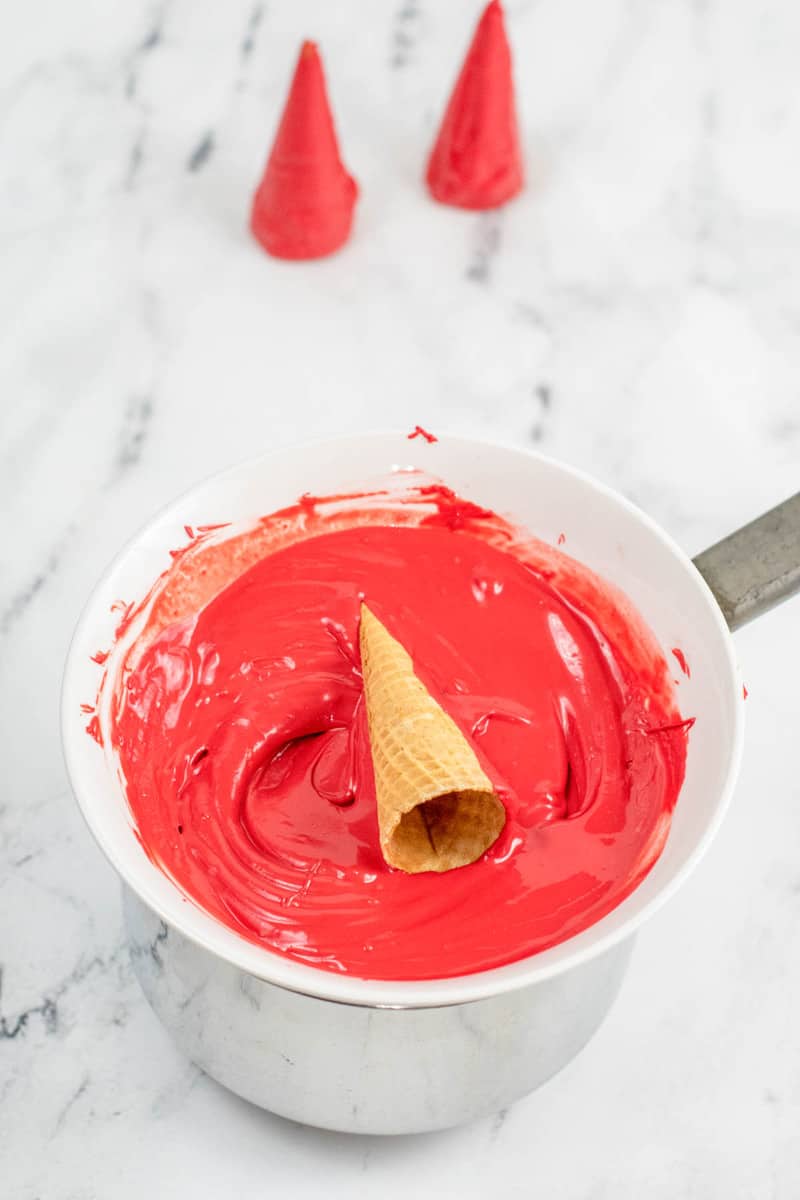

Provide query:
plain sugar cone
left=359, top=604, right=506, bottom=873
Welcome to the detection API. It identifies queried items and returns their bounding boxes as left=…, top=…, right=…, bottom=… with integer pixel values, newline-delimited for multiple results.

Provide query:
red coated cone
left=426, top=1, right=523, bottom=210
left=250, top=41, right=358, bottom=260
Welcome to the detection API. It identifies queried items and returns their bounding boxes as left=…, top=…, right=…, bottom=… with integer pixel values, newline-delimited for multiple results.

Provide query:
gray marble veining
left=2, top=0, right=800, bottom=1195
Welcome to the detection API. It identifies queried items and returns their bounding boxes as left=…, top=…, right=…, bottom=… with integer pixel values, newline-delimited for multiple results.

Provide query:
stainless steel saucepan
left=62, top=434, right=800, bottom=1134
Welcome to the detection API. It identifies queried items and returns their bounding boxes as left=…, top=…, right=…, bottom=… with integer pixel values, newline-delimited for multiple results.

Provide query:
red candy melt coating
left=408, top=425, right=438, bottom=443
left=426, top=0, right=523, bottom=210
left=107, top=487, right=690, bottom=981
left=250, top=41, right=358, bottom=260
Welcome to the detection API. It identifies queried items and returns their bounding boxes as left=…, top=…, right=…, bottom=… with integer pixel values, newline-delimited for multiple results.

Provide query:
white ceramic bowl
left=61, top=433, right=744, bottom=1131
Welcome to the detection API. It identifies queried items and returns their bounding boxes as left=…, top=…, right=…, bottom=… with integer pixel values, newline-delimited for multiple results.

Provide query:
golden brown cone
left=359, top=604, right=506, bottom=873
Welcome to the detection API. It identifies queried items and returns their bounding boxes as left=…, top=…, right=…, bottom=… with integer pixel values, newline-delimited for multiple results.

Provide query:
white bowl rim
left=61, top=431, right=744, bottom=1009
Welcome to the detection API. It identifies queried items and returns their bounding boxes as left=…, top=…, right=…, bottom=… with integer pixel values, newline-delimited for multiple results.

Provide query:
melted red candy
left=426, top=0, right=523, bottom=210
left=250, top=41, right=358, bottom=260
left=86, top=713, right=103, bottom=746
left=108, top=485, right=689, bottom=980
left=671, top=647, right=691, bottom=678
left=408, top=425, right=438, bottom=443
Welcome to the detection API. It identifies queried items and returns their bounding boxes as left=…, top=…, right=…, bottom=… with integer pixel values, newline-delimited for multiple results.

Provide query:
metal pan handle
left=693, top=493, right=800, bottom=630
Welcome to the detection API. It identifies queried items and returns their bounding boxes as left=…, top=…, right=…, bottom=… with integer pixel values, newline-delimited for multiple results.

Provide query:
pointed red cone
left=250, top=41, right=358, bottom=260
left=426, top=1, right=523, bottom=210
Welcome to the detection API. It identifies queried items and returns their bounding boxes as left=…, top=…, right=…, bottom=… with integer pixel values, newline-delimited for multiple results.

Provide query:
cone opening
left=389, top=788, right=504, bottom=873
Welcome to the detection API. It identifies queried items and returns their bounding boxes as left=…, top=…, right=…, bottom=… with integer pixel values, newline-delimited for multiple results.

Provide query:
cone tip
left=295, top=39, right=322, bottom=75
left=479, top=0, right=505, bottom=26
left=480, top=0, right=509, bottom=40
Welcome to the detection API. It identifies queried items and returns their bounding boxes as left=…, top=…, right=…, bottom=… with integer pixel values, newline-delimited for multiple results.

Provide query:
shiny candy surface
left=110, top=486, right=689, bottom=980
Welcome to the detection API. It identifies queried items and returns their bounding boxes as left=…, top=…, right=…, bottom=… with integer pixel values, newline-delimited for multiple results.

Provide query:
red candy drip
left=426, top=1, right=524, bottom=210
left=86, top=714, right=103, bottom=746
left=250, top=41, right=358, bottom=260
left=408, top=425, right=438, bottom=443
left=671, top=647, right=691, bottom=678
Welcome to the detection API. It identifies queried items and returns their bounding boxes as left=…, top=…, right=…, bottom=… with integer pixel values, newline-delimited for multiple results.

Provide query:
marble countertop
left=3, top=0, right=799, bottom=1194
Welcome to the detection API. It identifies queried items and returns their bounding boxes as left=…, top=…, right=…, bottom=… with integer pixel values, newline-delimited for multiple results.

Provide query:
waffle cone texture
left=359, top=605, right=506, bottom=873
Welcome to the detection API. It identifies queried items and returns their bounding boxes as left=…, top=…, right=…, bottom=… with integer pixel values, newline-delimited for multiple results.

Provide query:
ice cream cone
left=250, top=41, right=358, bottom=260
left=426, top=1, right=523, bottom=210
left=359, top=604, right=505, bottom=873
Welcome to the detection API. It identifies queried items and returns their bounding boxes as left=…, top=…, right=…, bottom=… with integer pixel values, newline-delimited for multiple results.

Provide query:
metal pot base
left=125, top=887, right=633, bottom=1135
